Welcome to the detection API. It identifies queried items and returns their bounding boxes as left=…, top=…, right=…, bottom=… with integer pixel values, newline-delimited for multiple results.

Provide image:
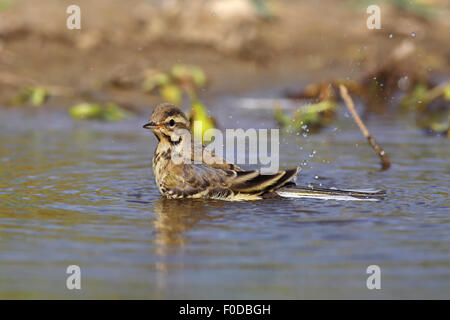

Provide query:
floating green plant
left=417, top=112, right=449, bottom=137
left=10, top=86, right=49, bottom=107
left=400, top=82, right=450, bottom=136
left=400, top=84, right=430, bottom=112
left=142, top=71, right=171, bottom=93
left=401, top=82, right=449, bottom=111
left=275, top=100, right=337, bottom=133
left=170, top=64, right=207, bottom=91
left=142, top=64, right=207, bottom=103
left=69, top=103, right=102, bottom=120
left=69, top=102, right=133, bottom=121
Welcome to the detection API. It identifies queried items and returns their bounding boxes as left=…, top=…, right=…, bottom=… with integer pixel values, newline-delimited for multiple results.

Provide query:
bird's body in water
left=143, top=103, right=385, bottom=201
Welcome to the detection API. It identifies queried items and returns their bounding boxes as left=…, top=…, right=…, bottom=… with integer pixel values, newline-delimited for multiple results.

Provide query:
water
left=0, top=104, right=449, bottom=299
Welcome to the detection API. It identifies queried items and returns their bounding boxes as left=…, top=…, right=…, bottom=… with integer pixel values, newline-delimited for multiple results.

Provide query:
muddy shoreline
left=1, top=0, right=449, bottom=110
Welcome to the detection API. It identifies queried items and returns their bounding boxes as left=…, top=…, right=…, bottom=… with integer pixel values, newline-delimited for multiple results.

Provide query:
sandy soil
left=0, top=0, right=449, bottom=108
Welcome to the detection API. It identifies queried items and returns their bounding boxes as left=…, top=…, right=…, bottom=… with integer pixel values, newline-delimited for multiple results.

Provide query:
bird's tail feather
left=276, top=186, right=386, bottom=201
left=231, top=168, right=299, bottom=195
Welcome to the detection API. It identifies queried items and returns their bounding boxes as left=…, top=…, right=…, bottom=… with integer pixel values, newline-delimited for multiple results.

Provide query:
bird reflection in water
left=152, top=197, right=226, bottom=247
left=151, top=197, right=226, bottom=296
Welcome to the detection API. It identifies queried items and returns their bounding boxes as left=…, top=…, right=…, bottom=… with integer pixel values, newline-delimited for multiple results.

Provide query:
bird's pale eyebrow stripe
left=163, top=110, right=185, bottom=119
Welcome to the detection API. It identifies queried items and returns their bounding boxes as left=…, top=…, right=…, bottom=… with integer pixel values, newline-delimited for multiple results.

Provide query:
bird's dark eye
left=169, top=119, right=175, bottom=127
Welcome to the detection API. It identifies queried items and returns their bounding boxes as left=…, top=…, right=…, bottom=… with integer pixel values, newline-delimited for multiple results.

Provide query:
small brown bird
left=143, top=103, right=298, bottom=200
left=143, top=103, right=386, bottom=201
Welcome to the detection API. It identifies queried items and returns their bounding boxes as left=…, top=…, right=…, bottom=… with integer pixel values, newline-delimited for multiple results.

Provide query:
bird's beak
left=143, top=121, right=158, bottom=129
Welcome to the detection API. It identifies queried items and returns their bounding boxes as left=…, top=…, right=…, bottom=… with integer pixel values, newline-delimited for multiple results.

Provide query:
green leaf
left=191, top=67, right=207, bottom=88
left=275, top=100, right=336, bottom=133
left=190, top=100, right=215, bottom=143
left=102, top=102, right=133, bottom=121
left=9, top=86, right=49, bottom=106
left=70, top=102, right=134, bottom=121
left=142, top=72, right=170, bottom=92
left=69, top=103, right=103, bottom=120
left=160, top=84, right=182, bottom=105
left=30, top=87, right=48, bottom=107
left=443, top=85, right=450, bottom=101
left=171, top=64, right=207, bottom=89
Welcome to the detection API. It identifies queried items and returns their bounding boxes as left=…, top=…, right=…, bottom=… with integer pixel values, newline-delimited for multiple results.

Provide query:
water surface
left=0, top=102, right=449, bottom=299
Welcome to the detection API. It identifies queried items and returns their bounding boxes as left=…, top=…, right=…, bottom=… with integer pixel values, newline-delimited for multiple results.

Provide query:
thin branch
left=339, top=84, right=391, bottom=171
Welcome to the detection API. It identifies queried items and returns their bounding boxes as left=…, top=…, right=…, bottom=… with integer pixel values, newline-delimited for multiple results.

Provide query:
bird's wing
left=162, top=163, right=299, bottom=199
left=202, top=148, right=243, bottom=171
left=228, top=167, right=299, bottom=195
left=161, top=163, right=234, bottom=198
left=191, top=138, right=243, bottom=171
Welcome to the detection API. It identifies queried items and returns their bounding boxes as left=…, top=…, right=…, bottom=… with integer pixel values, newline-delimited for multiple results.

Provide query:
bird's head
left=143, top=103, right=191, bottom=143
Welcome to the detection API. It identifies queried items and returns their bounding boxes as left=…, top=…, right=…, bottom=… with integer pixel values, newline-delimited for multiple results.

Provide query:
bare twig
left=339, top=84, right=391, bottom=171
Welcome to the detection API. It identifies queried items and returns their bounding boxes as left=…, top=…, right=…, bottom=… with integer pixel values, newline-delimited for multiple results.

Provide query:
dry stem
left=339, top=84, right=391, bottom=171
